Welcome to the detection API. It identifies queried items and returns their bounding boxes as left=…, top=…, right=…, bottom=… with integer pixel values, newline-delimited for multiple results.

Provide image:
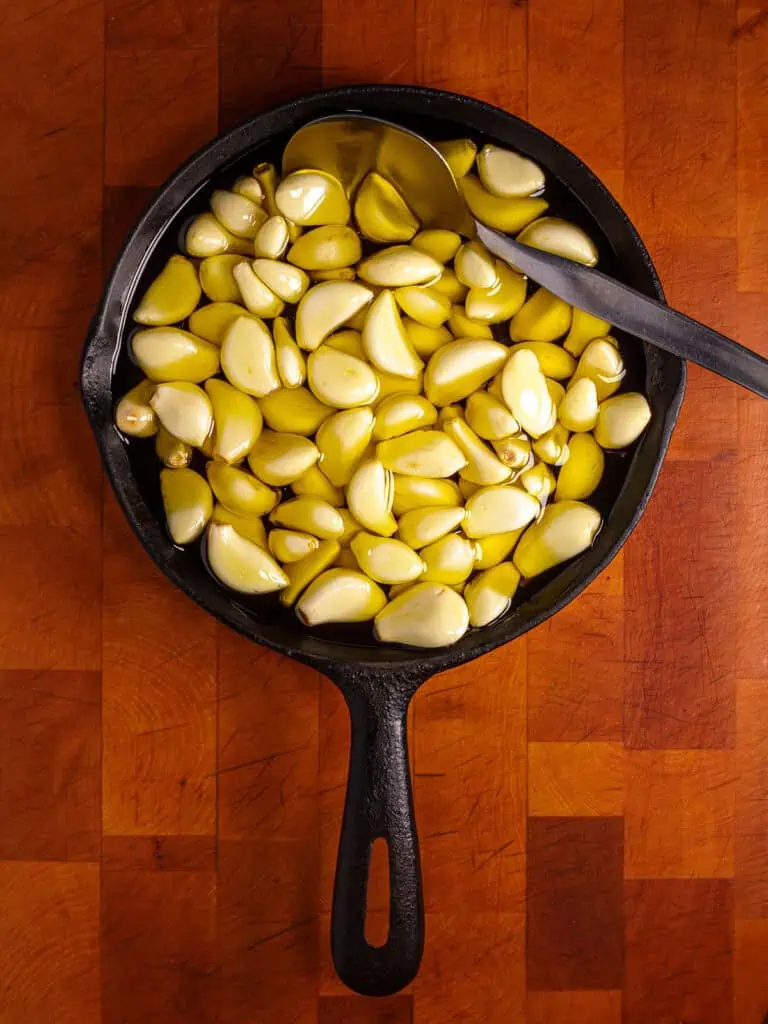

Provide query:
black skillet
left=80, top=85, right=686, bottom=997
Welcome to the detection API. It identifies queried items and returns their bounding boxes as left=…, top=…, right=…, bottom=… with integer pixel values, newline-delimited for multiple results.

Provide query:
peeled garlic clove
left=155, top=426, right=192, bottom=468
left=465, top=260, right=527, bottom=324
left=465, top=391, right=519, bottom=440
left=134, top=255, right=201, bottom=326
left=509, top=288, right=572, bottom=343
left=252, top=259, right=309, bottom=304
left=516, top=217, right=598, bottom=266
left=432, top=269, right=468, bottom=303
left=132, top=327, right=220, bottom=383
left=275, top=170, right=350, bottom=226
left=473, top=529, right=524, bottom=570
left=532, top=423, right=571, bottom=466
left=273, top=317, right=306, bottom=389
left=555, top=433, right=604, bottom=501
left=520, top=461, right=556, bottom=504
left=437, top=404, right=462, bottom=428
left=346, top=459, right=397, bottom=537
left=425, top=339, right=507, bottom=407
left=184, top=212, right=253, bottom=257
left=232, top=175, right=265, bottom=203
left=377, top=429, right=466, bottom=478
left=547, top=377, right=566, bottom=410
left=350, top=533, right=425, bottom=584
left=563, top=308, right=611, bottom=357
left=315, top=407, right=375, bottom=487
left=253, top=162, right=279, bottom=216
left=308, top=346, right=379, bottom=408
left=254, top=215, right=290, bottom=259
left=463, top=484, right=540, bottom=538
left=459, top=175, right=548, bottom=232
left=292, top=464, right=345, bottom=506
left=270, top=496, right=344, bottom=539
left=150, top=382, right=213, bottom=447
left=199, top=255, right=243, bottom=304
left=246, top=430, right=319, bottom=486
left=492, top=435, right=532, bottom=471
left=188, top=302, right=246, bottom=344
left=362, top=290, right=424, bottom=379
left=207, top=523, right=288, bottom=593
left=354, top=171, right=419, bottom=243
left=311, top=268, right=356, bottom=282
left=221, top=315, right=280, bottom=397
left=412, top=229, right=462, bottom=264
left=232, top=261, right=284, bottom=318
left=358, top=246, right=442, bottom=288
left=324, top=328, right=365, bottom=359
left=571, top=339, right=625, bottom=400
left=593, top=392, right=652, bottom=450
left=207, top=462, right=278, bottom=517
left=391, top=475, right=462, bottom=515
left=558, top=377, right=599, bottom=432
left=287, top=224, right=362, bottom=270
left=295, top=281, right=373, bottom=351
left=160, top=468, right=212, bottom=544
left=258, top=386, right=332, bottom=435
left=443, top=417, right=512, bottom=486
left=514, top=500, right=601, bottom=577
left=393, top=286, right=452, bottom=328
left=477, top=144, right=545, bottom=199
left=459, top=477, right=480, bottom=500
left=509, top=342, right=576, bottom=382
left=296, top=568, right=387, bottom=624
left=403, top=319, right=452, bottom=358
left=338, top=509, right=363, bottom=546
left=210, top=189, right=267, bottom=239
left=447, top=306, right=494, bottom=340
left=114, top=380, right=157, bottom=438
left=279, top=539, right=341, bottom=606
left=375, top=582, right=469, bottom=646
left=465, top=562, right=521, bottom=627
left=420, top=534, right=477, bottom=585
left=372, top=393, right=437, bottom=441
left=211, top=504, right=267, bottom=548
left=374, top=367, right=424, bottom=405
left=454, top=241, right=499, bottom=290
left=397, top=505, right=466, bottom=550
left=205, top=378, right=262, bottom=463
left=501, top=348, right=556, bottom=438
left=435, top=139, right=477, bottom=178
left=268, top=528, right=320, bottom=563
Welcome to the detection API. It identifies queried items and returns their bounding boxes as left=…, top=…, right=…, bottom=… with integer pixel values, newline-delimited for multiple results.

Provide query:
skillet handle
left=325, top=667, right=427, bottom=997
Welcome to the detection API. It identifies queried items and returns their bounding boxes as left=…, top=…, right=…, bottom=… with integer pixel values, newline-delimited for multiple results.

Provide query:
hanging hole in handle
left=365, top=836, right=391, bottom=948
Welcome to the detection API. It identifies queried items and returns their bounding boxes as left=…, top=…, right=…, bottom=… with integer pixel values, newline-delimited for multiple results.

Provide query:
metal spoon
left=284, top=114, right=768, bottom=399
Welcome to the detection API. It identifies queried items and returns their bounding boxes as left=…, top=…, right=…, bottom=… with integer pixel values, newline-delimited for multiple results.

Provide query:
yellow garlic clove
left=372, top=393, right=437, bottom=441
left=311, top=268, right=356, bottom=281
left=443, top=417, right=512, bottom=485
left=547, top=377, right=566, bottom=409
left=357, top=246, right=442, bottom=288
left=411, top=229, right=462, bottom=264
left=454, top=241, right=498, bottom=290
left=396, top=506, right=466, bottom=550
left=350, top=533, right=425, bottom=584
left=508, top=342, right=576, bottom=381
left=464, top=260, right=527, bottom=324
left=514, top=500, right=601, bottom=577
left=403, top=319, right=452, bottom=358
left=346, top=459, right=397, bottom=537
left=437, top=404, right=462, bottom=428
left=570, top=339, right=625, bottom=401
left=114, top=379, right=157, bottom=438
left=252, top=258, right=309, bottom=304
left=211, top=504, right=267, bottom=548
left=516, top=217, right=598, bottom=266
left=555, top=433, right=604, bottom=501
left=184, top=212, right=253, bottom=257
left=558, top=377, right=599, bottom=432
left=393, top=286, right=452, bottom=328
left=132, top=327, right=220, bottom=383
left=253, top=162, right=279, bottom=216
left=354, top=171, right=419, bottom=243
left=420, top=534, right=477, bottom=585
left=375, top=582, right=469, bottom=647
left=324, top=328, right=365, bottom=359
left=268, top=528, right=320, bottom=563
left=431, top=269, right=468, bottom=303
left=487, top=371, right=503, bottom=400
left=199, top=431, right=216, bottom=458
left=520, top=461, right=556, bottom=504
left=464, top=562, right=521, bottom=627
left=459, top=175, right=548, bottom=232
left=275, top=169, right=350, bottom=226
left=473, top=529, right=524, bottom=570
left=362, top=290, right=424, bottom=379
left=338, top=509, right=363, bottom=545
left=287, top=224, right=362, bottom=270
left=435, top=138, right=477, bottom=178
left=459, top=477, right=480, bottom=500
left=509, top=288, right=572, bottom=343
left=206, top=523, right=288, bottom=593
left=160, top=467, right=212, bottom=544
left=307, top=347, right=379, bottom=408
left=295, top=281, right=374, bottom=352
left=593, top=392, right=652, bottom=450
left=563, top=308, right=611, bottom=357
left=270, top=496, right=344, bottom=539
left=463, top=484, right=540, bottom=538
left=500, top=348, right=556, bottom=438
left=210, top=189, right=268, bottom=239
left=206, top=462, right=278, bottom=517
left=205, top=378, right=262, bottom=464
left=134, top=255, right=201, bottom=326
left=150, top=382, right=213, bottom=447
left=258, top=386, right=332, bottom=435
left=296, top=568, right=387, bottom=624
left=155, top=426, right=192, bottom=468
left=292, top=464, right=345, bottom=506
left=188, top=302, right=246, bottom=344
left=424, top=339, right=507, bottom=407
left=391, top=475, right=462, bottom=515
left=254, top=215, right=290, bottom=259
left=199, top=255, right=243, bottom=304
left=377, top=429, right=466, bottom=478
left=232, top=261, right=285, bottom=318
left=280, top=539, right=341, bottom=606
left=232, top=175, right=265, bottom=203
left=221, top=315, right=280, bottom=397
left=316, top=407, right=375, bottom=487
left=476, top=144, right=545, bottom=199
left=374, top=368, right=424, bottom=405
left=335, top=546, right=359, bottom=571
left=272, top=317, right=306, bottom=389
left=532, top=423, right=571, bottom=466
left=447, top=306, right=494, bottom=340
left=247, top=430, right=319, bottom=486
left=492, top=435, right=532, bottom=471
left=465, top=391, right=519, bottom=440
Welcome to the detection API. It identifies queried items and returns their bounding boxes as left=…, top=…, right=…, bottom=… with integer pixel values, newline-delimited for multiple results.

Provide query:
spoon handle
left=478, top=223, right=768, bottom=400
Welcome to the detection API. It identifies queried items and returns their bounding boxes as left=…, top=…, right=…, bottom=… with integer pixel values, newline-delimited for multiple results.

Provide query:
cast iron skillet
left=81, top=85, right=685, bottom=997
